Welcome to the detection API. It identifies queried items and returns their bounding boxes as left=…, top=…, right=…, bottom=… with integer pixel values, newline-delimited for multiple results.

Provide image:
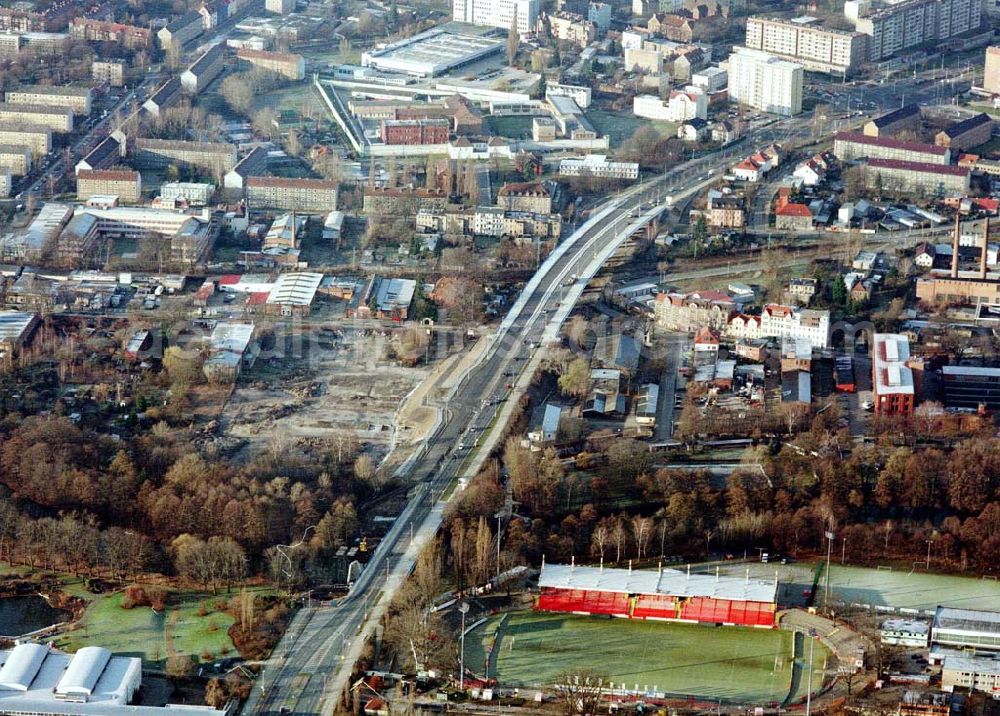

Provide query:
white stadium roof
left=934, top=606, right=1000, bottom=635
left=538, top=563, right=778, bottom=603
left=266, top=272, right=323, bottom=306
left=0, top=645, right=223, bottom=716
left=56, top=647, right=112, bottom=699
left=0, top=644, right=48, bottom=691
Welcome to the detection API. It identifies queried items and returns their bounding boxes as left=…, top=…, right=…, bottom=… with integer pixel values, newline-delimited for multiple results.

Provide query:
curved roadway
left=242, top=117, right=811, bottom=716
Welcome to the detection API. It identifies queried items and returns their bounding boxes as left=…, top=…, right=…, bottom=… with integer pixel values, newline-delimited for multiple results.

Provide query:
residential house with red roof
left=775, top=202, right=813, bottom=231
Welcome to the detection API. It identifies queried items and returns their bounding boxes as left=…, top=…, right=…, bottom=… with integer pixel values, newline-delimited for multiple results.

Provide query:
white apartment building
left=692, top=66, right=728, bottom=92
left=265, top=0, right=295, bottom=13
left=726, top=47, right=803, bottom=116
left=633, top=88, right=707, bottom=122
left=745, top=16, right=868, bottom=75
left=453, top=0, right=538, bottom=33
left=559, top=154, right=640, bottom=180
left=942, top=655, right=1000, bottom=696
left=845, top=0, right=981, bottom=60
left=82, top=206, right=208, bottom=238
left=546, top=82, right=592, bottom=108
left=881, top=619, right=930, bottom=647
left=727, top=304, right=829, bottom=348
left=159, top=181, right=215, bottom=205
left=5, top=85, right=92, bottom=115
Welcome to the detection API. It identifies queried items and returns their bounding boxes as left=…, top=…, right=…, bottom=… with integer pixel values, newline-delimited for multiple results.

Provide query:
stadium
left=464, top=563, right=832, bottom=702
left=536, top=562, right=779, bottom=627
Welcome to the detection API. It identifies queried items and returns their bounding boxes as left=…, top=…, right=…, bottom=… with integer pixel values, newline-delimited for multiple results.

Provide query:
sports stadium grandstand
left=536, top=563, right=779, bottom=627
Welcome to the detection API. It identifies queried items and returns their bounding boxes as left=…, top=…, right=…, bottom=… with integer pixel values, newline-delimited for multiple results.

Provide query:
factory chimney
left=982, top=218, right=990, bottom=280
left=951, top=214, right=961, bottom=278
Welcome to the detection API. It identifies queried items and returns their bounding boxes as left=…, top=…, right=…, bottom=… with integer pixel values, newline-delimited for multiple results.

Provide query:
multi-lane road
left=240, top=114, right=820, bottom=716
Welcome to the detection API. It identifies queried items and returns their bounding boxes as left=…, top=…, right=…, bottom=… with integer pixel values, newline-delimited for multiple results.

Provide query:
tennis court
left=466, top=611, right=829, bottom=704
left=825, top=565, right=1000, bottom=613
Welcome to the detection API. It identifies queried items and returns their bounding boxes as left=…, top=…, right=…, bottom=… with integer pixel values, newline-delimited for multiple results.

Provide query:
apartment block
left=5, top=85, right=92, bottom=115
left=498, top=182, right=553, bottom=213
left=143, top=78, right=183, bottom=118
left=834, top=131, right=950, bottom=164
left=76, top=136, right=123, bottom=174
left=559, top=154, right=640, bottom=180
left=0, top=145, right=31, bottom=175
left=0, top=167, right=10, bottom=198
left=77, top=170, right=142, bottom=203
left=246, top=177, right=338, bottom=213
left=181, top=44, right=226, bottom=93
left=545, top=12, right=597, bottom=47
left=381, top=118, right=450, bottom=145
left=862, top=104, right=921, bottom=137
left=984, top=46, right=1000, bottom=95
left=744, top=16, right=868, bottom=75
left=157, top=11, right=203, bottom=51
left=265, top=0, right=296, bottom=12
left=846, top=0, right=981, bottom=60
left=92, top=60, right=125, bottom=87
left=363, top=186, right=449, bottom=214
left=0, top=33, right=21, bottom=58
left=452, top=0, right=539, bottom=33
left=235, top=48, right=305, bottom=79
left=726, top=47, right=802, bottom=116
left=633, top=88, right=707, bottom=122
left=132, top=138, right=237, bottom=176
left=69, top=18, right=152, bottom=48
left=223, top=146, right=268, bottom=190
left=935, top=112, right=993, bottom=152
left=0, top=103, right=72, bottom=132
left=18, top=32, right=69, bottom=57
left=864, top=158, right=970, bottom=196
left=0, top=122, right=50, bottom=156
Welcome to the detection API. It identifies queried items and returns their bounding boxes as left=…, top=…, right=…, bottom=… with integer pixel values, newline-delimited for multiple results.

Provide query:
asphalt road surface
left=238, top=114, right=822, bottom=716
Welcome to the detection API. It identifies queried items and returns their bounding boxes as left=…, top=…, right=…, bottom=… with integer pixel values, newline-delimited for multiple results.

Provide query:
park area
left=466, top=611, right=829, bottom=704
left=54, top=587, right=240, bottom=668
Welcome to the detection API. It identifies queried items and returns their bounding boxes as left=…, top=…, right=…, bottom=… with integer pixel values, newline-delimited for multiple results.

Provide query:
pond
left=0, top=596, right=69, bottom=636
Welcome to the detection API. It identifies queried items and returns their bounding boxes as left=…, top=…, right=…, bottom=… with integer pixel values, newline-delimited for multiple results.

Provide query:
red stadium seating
left=631, top=594, right=678, bottom=620
left=537, top=588, right=630, bottom=616
left=536, top=588, right=775, bottom=627
left=679, top=597, right=776, bottom=627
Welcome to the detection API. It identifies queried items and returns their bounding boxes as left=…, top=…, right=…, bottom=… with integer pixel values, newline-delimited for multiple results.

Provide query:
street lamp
left=459, top=602, right=470, bottom=691
left=823, top=530, right=834, bottom=607
left=805, top=628, right=817, bottom=716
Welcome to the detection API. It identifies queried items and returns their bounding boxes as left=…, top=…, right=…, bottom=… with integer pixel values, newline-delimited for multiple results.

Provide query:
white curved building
left=0, top=643, right=221, bottom=716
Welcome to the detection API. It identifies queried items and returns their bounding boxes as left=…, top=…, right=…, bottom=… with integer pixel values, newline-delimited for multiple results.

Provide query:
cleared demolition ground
left=219, top=326, right=474, bottom=468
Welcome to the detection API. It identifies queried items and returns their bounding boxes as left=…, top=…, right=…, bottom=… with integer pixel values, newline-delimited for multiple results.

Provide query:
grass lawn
left=826, top=565, right=1000, bottom=613
left=487, top=116, right=533, bottom=139
left=585, top=111, right=677, bottom=147
left=55, top=588, right=246, bottom=667
left=467, top=611, right=828, bottom=704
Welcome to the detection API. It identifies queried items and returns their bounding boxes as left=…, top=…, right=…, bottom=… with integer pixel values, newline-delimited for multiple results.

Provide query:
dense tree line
left=0, top=414, right=373, bottom=584
left=441, top=411, right=1000, bottom=580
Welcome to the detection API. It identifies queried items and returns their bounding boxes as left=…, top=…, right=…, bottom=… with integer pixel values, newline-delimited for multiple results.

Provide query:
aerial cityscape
left=0, top=0, right=999, bottom=712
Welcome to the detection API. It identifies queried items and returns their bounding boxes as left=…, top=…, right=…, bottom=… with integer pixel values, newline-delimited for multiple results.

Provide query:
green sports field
left=826, top=565, right=1000, bottom=613
left=466, top=611, right=829, bottom=704
left=709, top=562, right=1000, bottom=613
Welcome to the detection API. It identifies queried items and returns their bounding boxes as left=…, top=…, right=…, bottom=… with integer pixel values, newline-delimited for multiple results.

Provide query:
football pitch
left=825, top=565, right=1000, bottom=613
left=709, top=562, right=1000, bottom=614
left=466, top=611, right=829, bottom=704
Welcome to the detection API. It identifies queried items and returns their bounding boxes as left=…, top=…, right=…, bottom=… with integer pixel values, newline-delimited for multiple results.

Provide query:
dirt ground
left=218, top=327, right=476, bottom=469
